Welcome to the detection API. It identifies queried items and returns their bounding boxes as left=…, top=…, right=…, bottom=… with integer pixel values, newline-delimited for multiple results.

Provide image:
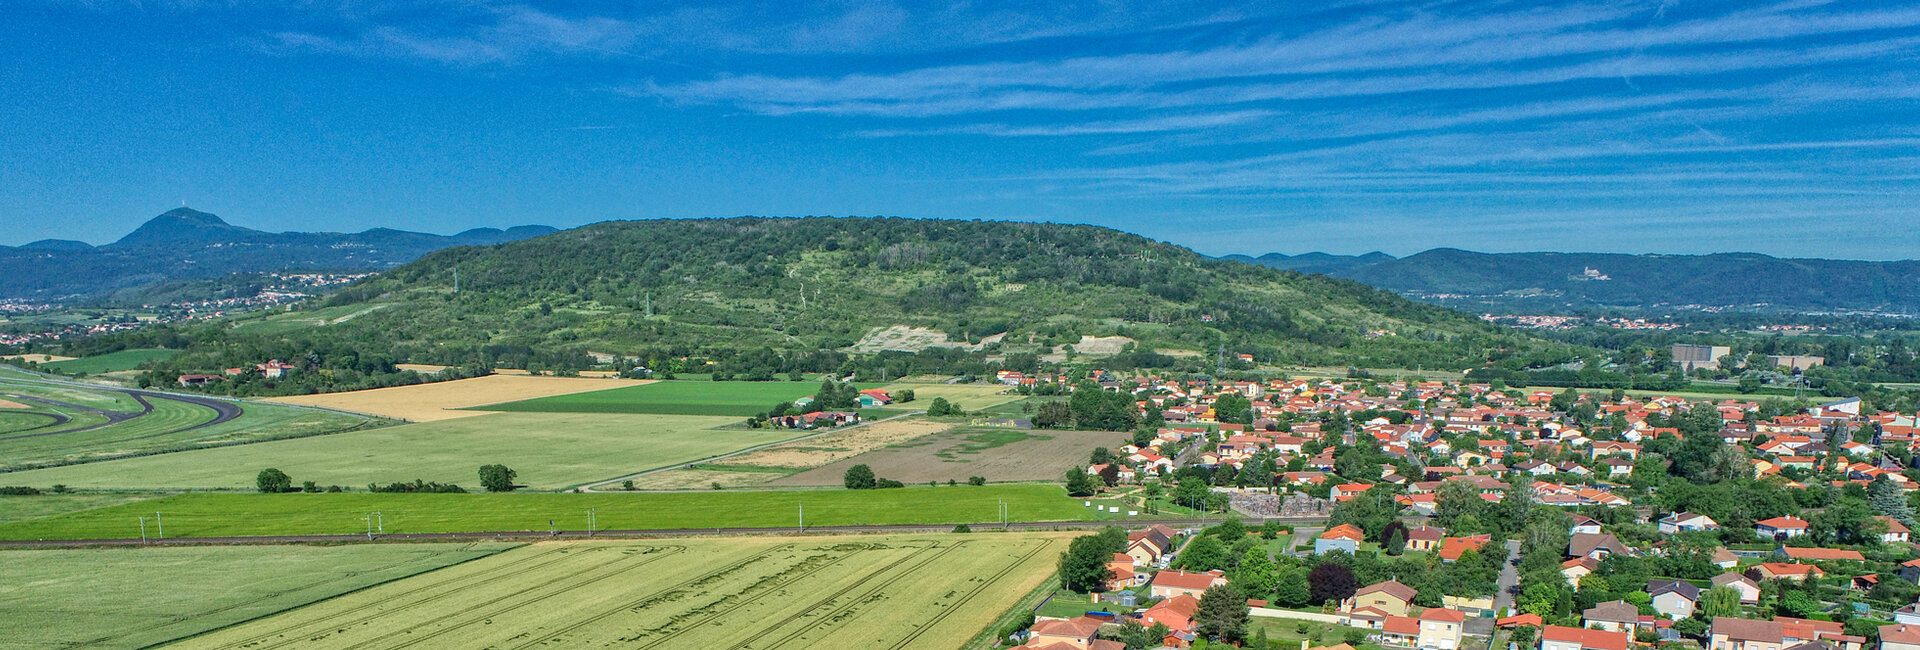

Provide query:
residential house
left=1712, top=617, right=1785, bottom=650
left=1317, top=524, right=1366, bottom=555
left=1660, top=512, right=1722, bottom=534
left=1150, top=570, right=1227, bottom=600
left=1106, top=554, right=1146, bottom=591
left=1713, top=547, right=1741, bottom=569
left=1782, top=547, right=1864, bottom=562
left=1569, top=533, right=1630, bottom=560
left=1893, top=604, right=1920, bottom=626
left=1541, top=625, right=1632, bottom=650
left=1419, top=608, right=1467, bottom=650
left=1563, top=557, right=1599, bottom=589
left=1757, top=516, right=1811, bottom=539
left=1440, top=534, right=1494, bottom=563
left=1755, top=563, right=1823, bottom=582
left=1900, top=559, right=1920, bottom=584
left=1582, top=600, right=1642, bottom=633
left=1880, top=517, right=1912, bottom=544
left=1650, top=579, right=1702, bottom=619
left=1713, top=573, right=1761, bottom=604
left=1568, top=514, right=1603, bottom=536
left=1382, top=616, right=1421, bottom=646
left=1407, top=526, right=1446, bottom=552
left=1126, top=525, right=1176, bottom=566
left=1138, top=595, right=1201, bottom=636
left=1883, top=625, right=1920, bottom=650
left=1347, top=580, right=1417, bottom=617
left=1022, top=616, right=1116, bottom=650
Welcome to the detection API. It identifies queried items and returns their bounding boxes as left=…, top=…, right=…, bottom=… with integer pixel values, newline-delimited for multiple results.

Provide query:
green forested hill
left=72, top=217, right=1571, bottom=392
left=307, top=218, right=1548, bottom=366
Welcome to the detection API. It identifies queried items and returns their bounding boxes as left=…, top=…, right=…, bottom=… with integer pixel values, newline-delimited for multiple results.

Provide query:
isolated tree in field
left=1308, top=561, right=1357, bottom=605
left=844, top=464, right=877, bottom=490
left=478, top=464, right=517, bottom=492
left=256, top=468, right=292, bottom=493
left=1033, top=401, right=1072, bottom=428
left=1194, top=584, right=1249, bottom=643
left=926, top=397, right=954, bottom=416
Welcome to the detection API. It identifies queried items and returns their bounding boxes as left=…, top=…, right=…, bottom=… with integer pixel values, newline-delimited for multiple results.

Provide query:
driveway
left=1468, top=539, right=1523, bottom=636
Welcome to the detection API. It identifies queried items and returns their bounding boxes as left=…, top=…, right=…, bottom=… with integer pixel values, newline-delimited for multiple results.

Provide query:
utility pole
left=588, top=508, right=596, bottom=537
left=645, top=292, right=652, bottom=318
left=155, top=512, right=163, bottom=539
left=798, top=503, right=804, bottom=533
left=363, top=514, right=374, bottom=541
left=453, top=267, right=460, bottom=293
left=139, top=517, right=147, bottom=544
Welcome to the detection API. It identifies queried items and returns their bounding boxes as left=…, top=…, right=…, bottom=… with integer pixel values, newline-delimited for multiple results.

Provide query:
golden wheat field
left=172, top=532, right=1072, bottom=650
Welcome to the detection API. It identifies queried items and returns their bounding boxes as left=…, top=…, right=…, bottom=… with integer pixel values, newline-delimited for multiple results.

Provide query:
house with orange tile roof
left=1149, top=570, right=1227, bottom=600
left=1755, top=563, right=1823, bottom=581
left=1317, top=524, right=1366, bottom=555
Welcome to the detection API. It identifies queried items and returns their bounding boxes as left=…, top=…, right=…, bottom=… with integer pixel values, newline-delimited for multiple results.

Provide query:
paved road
left=574, top=410, right=927, bottom=492
left=1469, top=538, right=1524, bottom=636
left=0, top=514, right=1334, bottom=549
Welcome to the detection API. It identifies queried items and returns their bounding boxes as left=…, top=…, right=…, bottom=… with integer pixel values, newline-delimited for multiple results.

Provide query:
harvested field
left=621, top=466, right=793, bottom=490
left=769, top=428, right=1129, bottom=486
left=0, top=398, right=29, bottom=409
left=174, top=533, right=1073, bottom=650
left=724, top=418, right=952, bottom=469
left=881, top=382, right=1022, bottom=410
left=265, top=375, right=644, bottom=421
left=1, top=354, right=75, bottom=363
left=0, top=542, right=514, bottom=650
left=394, top=363, right=449, bottom=373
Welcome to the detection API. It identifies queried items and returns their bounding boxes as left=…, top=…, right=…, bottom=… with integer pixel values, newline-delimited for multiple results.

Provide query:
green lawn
left=0, top=542, right=515, bottom=649
left=473, top=379, right=879, bottom=417
left=0, top=412, right=788, bottom=491
left=41, top=348, right=178, bottom=374
left=0, top=484, right=1093, bottom=540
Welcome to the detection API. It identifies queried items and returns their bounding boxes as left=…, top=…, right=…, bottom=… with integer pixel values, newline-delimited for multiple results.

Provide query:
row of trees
left=255, top=465, right=517, bottom=494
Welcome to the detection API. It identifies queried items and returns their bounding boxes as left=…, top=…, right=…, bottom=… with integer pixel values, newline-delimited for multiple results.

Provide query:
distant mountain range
left=0, top=208, right=555, bottom=300
left=1224, top=249, right=1920, bottom=315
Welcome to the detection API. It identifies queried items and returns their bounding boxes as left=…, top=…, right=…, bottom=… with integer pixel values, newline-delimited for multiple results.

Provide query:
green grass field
left=0, top=484, right=1091, bottom=540
left=0, top=412, right=791, bottom=490
left=474, top=379, right=878, bottom=416
left=0, top=379, right=375, bottom=472
left=0, top=542, right=516, bottom=649
left=0, top=493, right=171, bottom=524
left=41, top=348, right=178, bottom=374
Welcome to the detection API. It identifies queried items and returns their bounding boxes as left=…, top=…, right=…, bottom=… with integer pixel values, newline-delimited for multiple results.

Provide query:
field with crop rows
left=0, top=542, right=515, bottom=650
left=474, top=379, right=878, bottom=417
left=175, top=533, right=1072, bottom=650
left=0, top=484, right=1091, bottom=540
left=0, top=412, right=773, bottom=490
left=769, top=428, right=1129, bottom=486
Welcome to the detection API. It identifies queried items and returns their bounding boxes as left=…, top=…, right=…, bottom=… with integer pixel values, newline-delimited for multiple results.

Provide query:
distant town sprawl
left=0, top=272, right=373, bottom=347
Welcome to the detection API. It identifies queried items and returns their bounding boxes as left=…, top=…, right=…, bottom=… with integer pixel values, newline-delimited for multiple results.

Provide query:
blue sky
left=3, top=1, right=1916, bottom=258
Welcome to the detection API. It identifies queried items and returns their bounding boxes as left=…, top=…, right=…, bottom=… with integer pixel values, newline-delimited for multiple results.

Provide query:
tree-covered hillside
left=42, top=217, right=1577, bottom=394
left=308, top=218, right=1549, bottom=366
